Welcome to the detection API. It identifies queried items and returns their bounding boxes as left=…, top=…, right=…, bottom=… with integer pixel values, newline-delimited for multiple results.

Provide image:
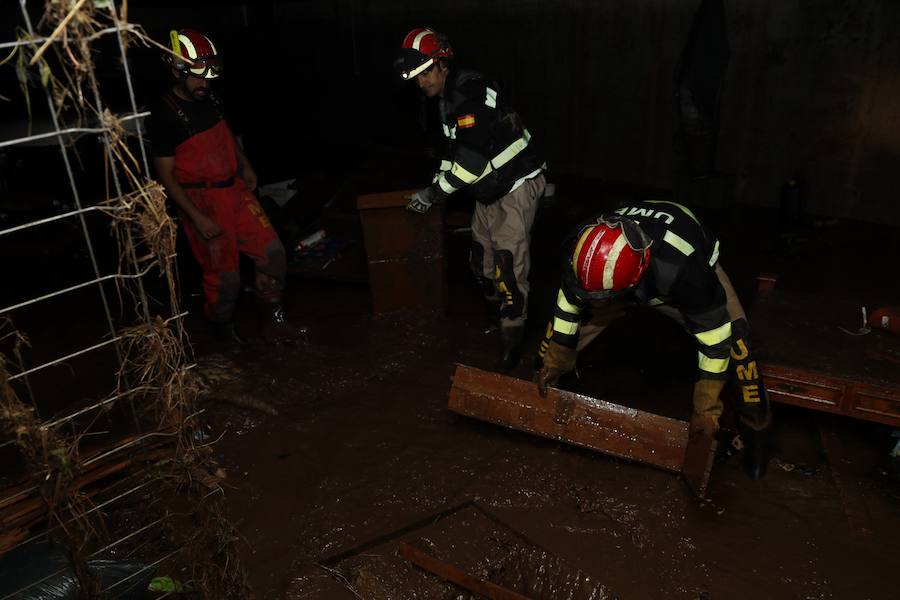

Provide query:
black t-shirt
left=146, top=90, right=224, bottom=157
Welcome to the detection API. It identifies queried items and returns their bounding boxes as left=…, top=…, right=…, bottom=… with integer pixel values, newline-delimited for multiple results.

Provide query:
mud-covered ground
left=191, top=207, right=900, bottom=599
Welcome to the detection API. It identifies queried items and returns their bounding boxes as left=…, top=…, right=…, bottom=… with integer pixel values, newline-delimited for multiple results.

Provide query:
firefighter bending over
left=537, top=200, right=771, bottom=478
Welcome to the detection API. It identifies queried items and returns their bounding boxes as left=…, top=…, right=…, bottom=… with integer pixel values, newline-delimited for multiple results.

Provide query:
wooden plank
left=448, top=364, right=690, bottom=473
left=398, top=541, right=533, bottom=600
left=0, top=442, right=174, bottom=550
left=0, top=459, right=131, bottom=528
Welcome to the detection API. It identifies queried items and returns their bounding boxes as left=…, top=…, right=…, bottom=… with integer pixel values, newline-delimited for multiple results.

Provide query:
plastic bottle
left=295, top=229, right=326, bottom=252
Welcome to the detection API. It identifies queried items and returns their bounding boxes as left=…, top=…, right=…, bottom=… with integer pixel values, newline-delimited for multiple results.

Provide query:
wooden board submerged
left=447, top=364, right=691, bottom=474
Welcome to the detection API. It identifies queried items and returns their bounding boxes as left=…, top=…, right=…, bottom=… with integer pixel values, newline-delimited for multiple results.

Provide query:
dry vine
left=1, top=318, right=106, bottom=598
left=1, top=1, right=252, bottom=597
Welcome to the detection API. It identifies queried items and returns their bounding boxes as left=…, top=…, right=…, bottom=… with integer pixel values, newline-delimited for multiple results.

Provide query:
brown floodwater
left=199, top=269, right=900, bottom=599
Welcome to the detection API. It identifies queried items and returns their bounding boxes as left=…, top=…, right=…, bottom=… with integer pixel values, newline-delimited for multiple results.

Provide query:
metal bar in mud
left=398, top=541, right=533, bottom=600
left=448, top=363, right=691, bottom=472
left=318, top=501, right=474, bottom=567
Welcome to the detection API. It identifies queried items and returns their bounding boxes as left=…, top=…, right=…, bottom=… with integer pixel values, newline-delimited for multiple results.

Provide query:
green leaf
left=148, top=576, right=183, bottom=593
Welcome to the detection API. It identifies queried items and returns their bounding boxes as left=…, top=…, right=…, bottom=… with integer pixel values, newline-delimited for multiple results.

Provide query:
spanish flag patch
left=457, top=113, right=476, bottom=129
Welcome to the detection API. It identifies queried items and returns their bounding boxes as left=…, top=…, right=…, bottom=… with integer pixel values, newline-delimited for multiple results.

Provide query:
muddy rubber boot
left=739, top=421, right=771, bottom=479
left=498, top=325, right=525, bottom=370
left=259, top=301, right=306, bottom=344
left=209, top=321, right=244, bottom=355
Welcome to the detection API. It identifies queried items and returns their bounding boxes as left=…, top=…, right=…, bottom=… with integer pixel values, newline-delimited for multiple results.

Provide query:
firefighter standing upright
left=394, top=28, right=546, bottom=369
left=148, top=29, right=299, bottom=349
left=537, top=200, right=772, bottom=478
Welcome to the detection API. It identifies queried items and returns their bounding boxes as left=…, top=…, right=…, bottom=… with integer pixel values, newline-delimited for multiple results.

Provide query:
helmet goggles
left=186, top=56, right=223, bottom=79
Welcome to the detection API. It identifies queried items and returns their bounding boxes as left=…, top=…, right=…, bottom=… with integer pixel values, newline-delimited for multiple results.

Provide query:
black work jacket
left=551, top=200, right=733, bottom=379
left=426, top=68, right=543, bottom=205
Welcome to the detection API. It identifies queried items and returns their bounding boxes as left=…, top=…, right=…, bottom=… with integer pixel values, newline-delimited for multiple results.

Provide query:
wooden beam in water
left=448, top=364, right=713, bottom=493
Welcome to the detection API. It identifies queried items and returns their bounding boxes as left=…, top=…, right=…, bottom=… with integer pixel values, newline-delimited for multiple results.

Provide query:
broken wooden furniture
left=753, top=275, right=900, bottom=427
left=357, top=190, right=446, bottom=313
left=0, top=434, right=175, bottom=555
left=447, top=364, right=715, bottom=496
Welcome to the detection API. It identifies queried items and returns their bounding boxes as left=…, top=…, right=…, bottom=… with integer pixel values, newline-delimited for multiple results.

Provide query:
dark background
left=3, top=0, right=900, bottom=224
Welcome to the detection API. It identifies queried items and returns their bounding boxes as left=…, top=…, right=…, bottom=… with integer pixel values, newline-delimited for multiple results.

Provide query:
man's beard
left=178, top=81, right=209, bottom=102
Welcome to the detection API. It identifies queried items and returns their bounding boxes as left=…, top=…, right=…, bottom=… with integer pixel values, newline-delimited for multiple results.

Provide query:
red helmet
left=394, top=27, right=453, bottom=80
left=165, top=29, right=223, bottom=80
left=571, top=217, right=652, bottom=296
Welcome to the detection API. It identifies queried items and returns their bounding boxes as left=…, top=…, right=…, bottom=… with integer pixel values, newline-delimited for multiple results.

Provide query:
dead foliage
left=1, top=2, right=252, bottom=597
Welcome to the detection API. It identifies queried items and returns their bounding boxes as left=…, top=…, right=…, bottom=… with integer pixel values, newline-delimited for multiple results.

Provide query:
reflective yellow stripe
left=553, top=317, right=579, bottom=336
left=490, top=130, right=531, bottom=170
left=485, top=87, right=497, bottom=108
left=664, top=230, right=694, bottom=256
left=439, top=159, right=452, bottom=171
left=709, top=240, right=720, bottom=266
left=450, top=161, right=479, bottom=184
left=698, top=352, right=729, bottom=374
left=436, top=173, right=457, bottom=195
left=571, top=225, right=595, bottom=274
left=556, top=289, right=580, bottom=315
left=695, top=321, right=732, bottom=347
left=647, top=297, right=665, bottom=306
left=169, top=30, right=182, bottom=57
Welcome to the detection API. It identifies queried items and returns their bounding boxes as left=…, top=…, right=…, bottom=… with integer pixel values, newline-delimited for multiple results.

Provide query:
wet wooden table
left=752, top=276, right=900, bottom=427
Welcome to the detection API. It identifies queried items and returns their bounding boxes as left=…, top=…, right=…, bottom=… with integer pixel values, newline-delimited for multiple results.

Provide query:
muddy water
left=202, top=267, right=900, bottom=599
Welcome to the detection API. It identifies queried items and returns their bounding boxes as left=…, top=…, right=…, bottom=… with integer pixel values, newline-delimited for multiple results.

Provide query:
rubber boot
left=483, top=299, right=501, bottom=334
left=209, top=321, right=244, bottom=355
left=498, top=325, right=525, bottom=370
left=259, top=301, right=305, bottom=344
left=739, top=420, right=771, bottom=479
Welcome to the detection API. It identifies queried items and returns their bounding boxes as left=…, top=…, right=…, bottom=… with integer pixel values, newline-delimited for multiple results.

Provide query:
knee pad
left=493, top=250, right=524, bottom=320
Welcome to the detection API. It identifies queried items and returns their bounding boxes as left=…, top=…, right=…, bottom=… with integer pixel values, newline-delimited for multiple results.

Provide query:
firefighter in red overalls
left=149, top=29, right=297, bottom=349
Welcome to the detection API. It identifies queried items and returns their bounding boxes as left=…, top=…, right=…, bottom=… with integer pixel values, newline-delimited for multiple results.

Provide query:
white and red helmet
left=165, top=29, right=223, bottom=80
left=394, top=27, right=453, bottom=80
left=570, top=217, right=652, bottom=298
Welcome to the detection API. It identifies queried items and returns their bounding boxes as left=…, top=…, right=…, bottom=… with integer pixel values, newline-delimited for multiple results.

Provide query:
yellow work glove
left=536, top=341, right=578, bottom=397
left=690, top=378, right=726, bottom=437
